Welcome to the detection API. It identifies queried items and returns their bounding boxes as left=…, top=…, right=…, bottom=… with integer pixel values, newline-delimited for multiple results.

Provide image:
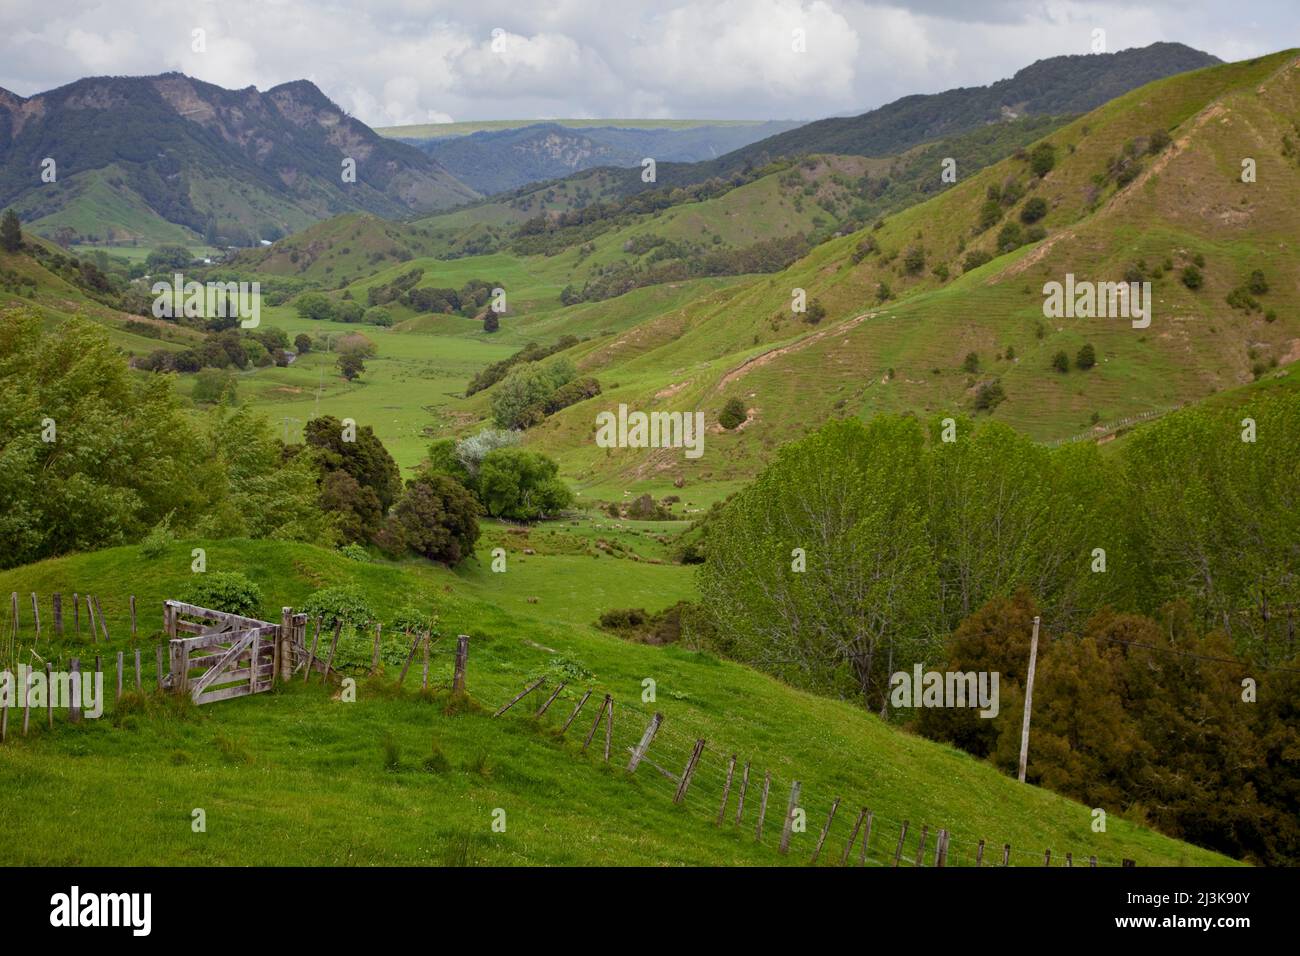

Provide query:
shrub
left=339, top=542, right=370, bottom=562
left=182, top=571, right=262, bottom=618
left=300, top=584, right=377, bottom=639
left=1020, top=196, right=1048, bottom=224
left=138, top=512, right=176, bottom=559
left=293, top=333, right=312, bottom=354
left=363, top=306, right=393, bottom=327
left=973, top=381, right=1006, bottom=412
left=963, top=249, right=992, bottom=273
left=1181, top=265, right=1203, bottom=290
left=392, top=473, right=482, bottom=564
left=1029, top=142, right=1056, bottom=178
left=1076, top=343, right=1097, bottom=370
left=962, top=352, right=980, bottom=374
left=478, top=448, right=573, bottom=521
left=903, top=246, right=926, bottom=275
left=1052, top=351, right=1070, bottom=373
left=295, top=292, right=336, bottom=322
left=193, top=368, right=237, bottom=404
left=1247, top=270, right=1269, bottom=295
left=720, top=397, right=747, bottom=429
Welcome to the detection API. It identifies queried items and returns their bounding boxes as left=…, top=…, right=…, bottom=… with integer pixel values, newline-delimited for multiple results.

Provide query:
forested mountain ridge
left=0, top=73, right=478, bottom=246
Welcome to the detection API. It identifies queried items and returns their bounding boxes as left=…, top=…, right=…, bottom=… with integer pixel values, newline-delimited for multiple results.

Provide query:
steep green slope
left=0, top=539, right=1233, bottom=866
left=516, top=50, right=1300, bottom=489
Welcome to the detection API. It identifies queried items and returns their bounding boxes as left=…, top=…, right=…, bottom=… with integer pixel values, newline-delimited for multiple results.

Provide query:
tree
left=144, top=245, right=191, bottom=271
left=304, top=415, right=402, bottom=515
left=1051, top=350, right=1069, bottom=373
left=296, top=292, right=336, bottom=321
left=719, top=397, right=747, bottom=429
left=337, top=352, right=365, bottom=381
left=1029, top=142, right=1056, bottom=178
left=477, top=448, right=573, bottom=521
left=1076, top=343, right=1097, bottom=370
left=294, top=333, right=312, bottom=354
left=483, top=311, right=499, bottom=333
left=962, top=352, right=981, bottom=374
left=695, top=417, right=939, bottom=711
left=1020, top=196, right=1048, bottom=224
left=0, top=209, right=21, bottom=252
left=1181, top=264, right=1203, bottom=289
left=0, top=310, right=207, bottom=569
left=392, top=473, right=482, bottom=564
left=490, top=359, right=575, bottom=429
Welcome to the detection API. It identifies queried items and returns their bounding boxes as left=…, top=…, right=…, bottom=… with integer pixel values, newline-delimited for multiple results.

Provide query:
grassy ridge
left=0, top=538, right=1232, bottom=866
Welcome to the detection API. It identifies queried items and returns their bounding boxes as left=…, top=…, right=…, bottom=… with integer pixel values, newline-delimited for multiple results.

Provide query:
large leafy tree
left=392, top=473, right=482, bottom=565
left=0, top=309, right=205, bottom=567
left=477, top=447, right=573, bottom=521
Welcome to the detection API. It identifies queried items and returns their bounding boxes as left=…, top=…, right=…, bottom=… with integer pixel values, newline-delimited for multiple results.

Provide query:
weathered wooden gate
left=163, top=600, right=307, bottom=705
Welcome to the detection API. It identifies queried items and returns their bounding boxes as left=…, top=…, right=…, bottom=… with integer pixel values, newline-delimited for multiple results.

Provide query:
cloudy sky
left=0, top=0, right=1293, bottom=127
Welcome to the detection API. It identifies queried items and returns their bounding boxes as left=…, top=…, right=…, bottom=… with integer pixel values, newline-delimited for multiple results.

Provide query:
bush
left=963, top=249, right=993, bottom=273
left=1020, top=196, right=1048, bottom=224
left=193, top=368, right=237, bottom=404
left=300, top=584, right=377, bottom=645
left=1181, top=265, right=1203, bottom=290
left=293, top=333, right=312, bottom=354
left=295, top=292, right=336, bottom=322
left=392, top=474, right=482, bottom=564
left=1076, top=343, right=1097, bottom=370
left=972, top=381, right=1005, bottom=412
left=1247, top=270, right=1269, bottom=295
left=182, top=571, right=263, bottom=618
left=137, top=512, right=175, bottom=559
left=962, top=352, right=980, bottom=374
left=720, top=397, right=747, bottom=430
left=363, top=306, right=393, bottom=327
left=339, top=542, right=370, bottom=562
left=477, top=448, right=573, bottom=521
left=1029, top=142, right=1056, bottom=178
left=1052, top=351, right=1070, bottom=373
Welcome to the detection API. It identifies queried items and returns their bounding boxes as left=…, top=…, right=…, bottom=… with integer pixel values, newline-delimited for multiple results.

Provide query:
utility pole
left=1018, top=615, right=1040, bottom=783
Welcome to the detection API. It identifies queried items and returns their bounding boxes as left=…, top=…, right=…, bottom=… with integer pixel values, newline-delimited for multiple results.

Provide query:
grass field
left=0, top=539, right=1233, bottom=866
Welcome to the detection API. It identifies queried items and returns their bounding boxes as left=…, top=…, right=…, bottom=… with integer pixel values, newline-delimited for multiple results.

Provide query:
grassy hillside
left=0, top=538, right=1233, bottom=866
left=513, top=50, right=1300, bottom=490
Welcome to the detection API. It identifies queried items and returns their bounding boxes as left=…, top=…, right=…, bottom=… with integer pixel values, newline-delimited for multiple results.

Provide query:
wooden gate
left=163, top=600, right=292, bottom=705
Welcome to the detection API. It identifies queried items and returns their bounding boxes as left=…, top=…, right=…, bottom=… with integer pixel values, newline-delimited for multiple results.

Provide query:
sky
left=0, top=0, right=1294, bottom=127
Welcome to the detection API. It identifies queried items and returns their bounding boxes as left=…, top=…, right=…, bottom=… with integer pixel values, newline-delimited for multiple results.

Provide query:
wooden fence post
left=1, top=690, right=7, bottom=742
left=1089, top=856, right=1098, bottom=868
left=842, top=807, right=867, bottom=865
left=30, top=593, right=40, bottom=642
left=115, top=651, right=123, bottom=703
left=1044, top=848, right=1052, bottom=867
left=452, top=634, right=469, bottom=692
left=1002, top=843, right=1011, bottom=866
left=892, top=821, right=909, bottom=867
left=129, top=595, right=136, bottom=636
left=626, top=711, right=662, bottom=773
left=278, top=608, right=292, bottom=683
left=322, top=621, right=342, bottom=680
left=914, top=825, right=929, bottom=867
left=535, top=681, right=567, bottom=717
left=976, top=839, right=986, bottom=867
left=74, top=593, right=80, bottom=638
left=497, top=677, right=547, bottom=718
left=935, top=829, right=948, bottom=867
left=1122, top=859, right=1136, bottom=868
left=673, top=738, right=706, bottom=803
left=1066, top=852, right=1073, bottom=868
left=735, top=761, right=751, bottom=825
left=69, top=658, right=81, bottom=722
left=134, top=648, right=142, bottom=693
left=858, top=810, right=874, bottom=866
left=585, top=697, right=613, bottom=749
left=46, top=663, right=53, bottom=730
left=560, top=689, right=591, bottom=733
left=22, top=667, right=31, bottom=736
left=603, top=698, right=613, bottom=762
left=85, top=596, right=97, bottom=644
left=155, top=645, right=164, bottom=690
left=811, top=797, right=840, bottom=864
left=302, top=617, right=323, bottom=682
left=778, top=780, right=801, bottom=854
left=371, top=622, right=382, bottom=673
left=396, top=630, right=420, bottom=686
left=716, top=755, right=737, bottom=825
left=754, top=771, right=771, bottom=842
left=94, top=596, right=109, bottom=642
left=53, top=593, right=63, bottom=636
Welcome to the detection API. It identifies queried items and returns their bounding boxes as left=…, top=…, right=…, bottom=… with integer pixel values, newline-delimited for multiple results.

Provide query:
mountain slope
left=0, top=73, right=478, bottom=246
left=514, top=50, right=1299, bottom=487
left=401, top=120, right=805, bottom=195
